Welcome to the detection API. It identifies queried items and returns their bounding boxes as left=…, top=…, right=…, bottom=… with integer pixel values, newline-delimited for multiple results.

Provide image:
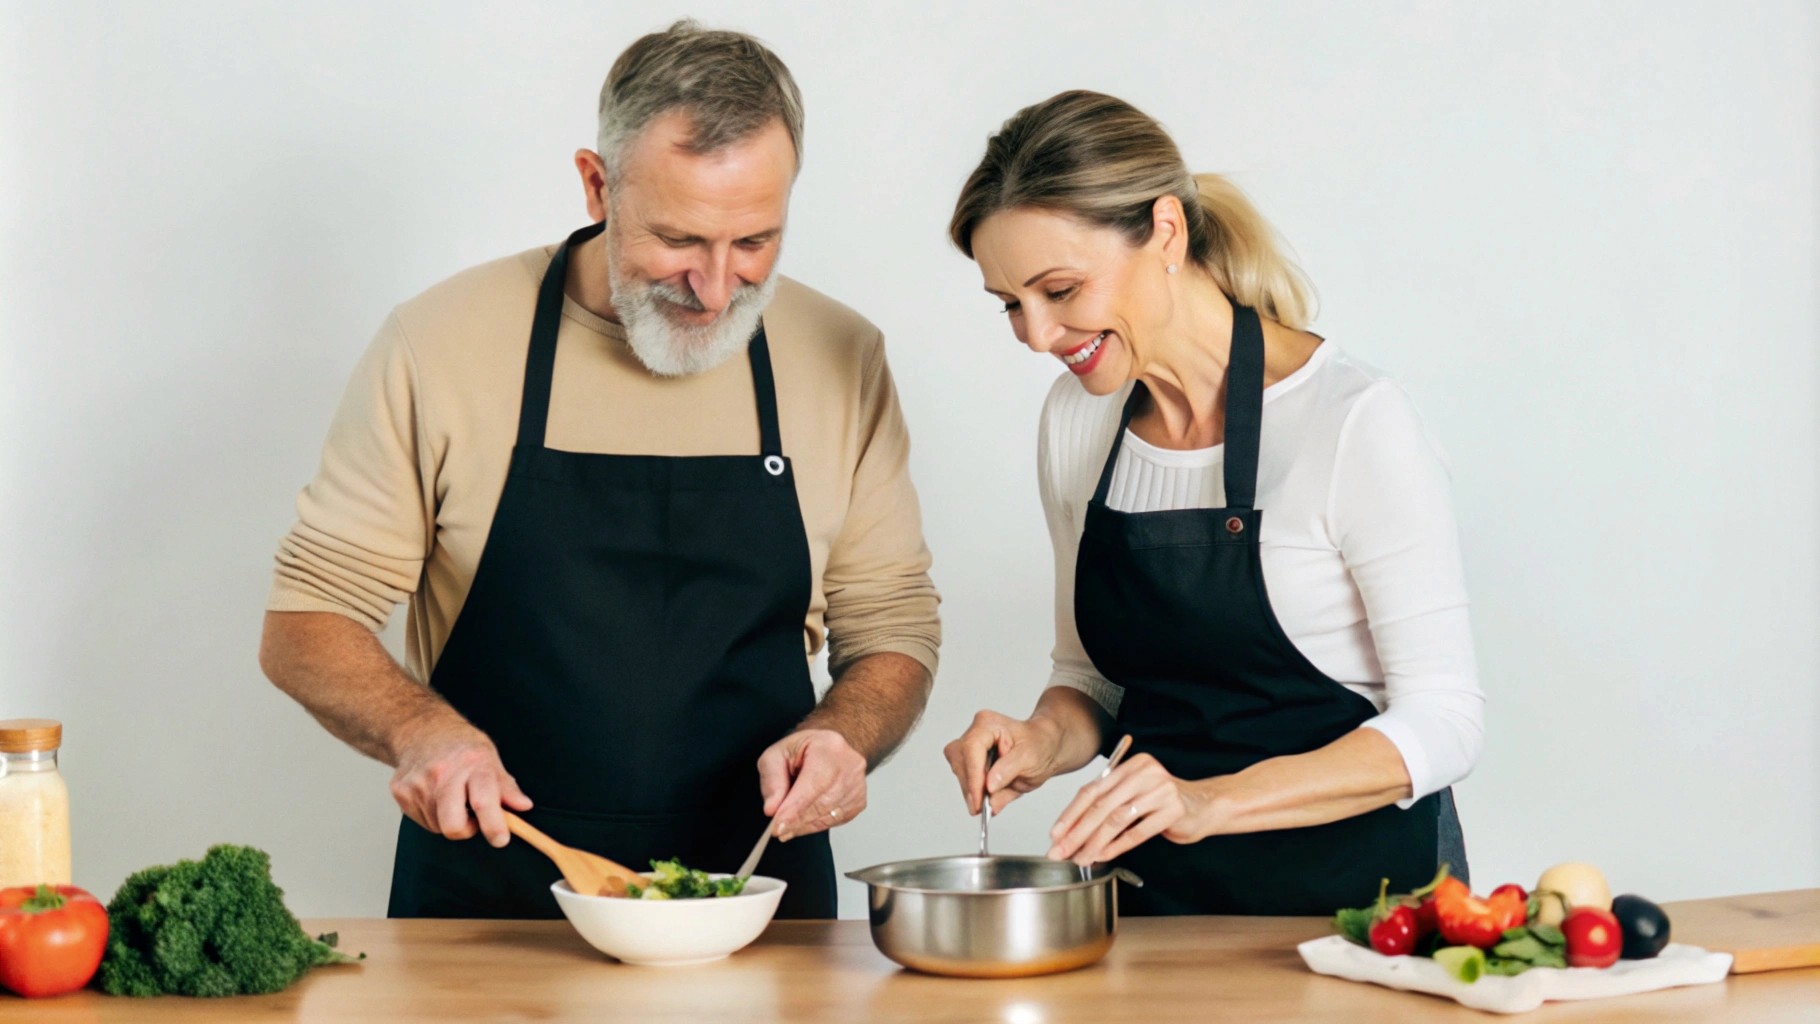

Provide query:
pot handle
left=1114, top=867, right=1145, bottom=888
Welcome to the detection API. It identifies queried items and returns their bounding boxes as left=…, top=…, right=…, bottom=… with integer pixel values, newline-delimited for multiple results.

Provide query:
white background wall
left=3, top=1, right=1815, bottom=920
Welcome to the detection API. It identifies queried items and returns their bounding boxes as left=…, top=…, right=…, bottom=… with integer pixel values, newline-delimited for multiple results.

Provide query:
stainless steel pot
left=845, top=855, right=1143, bottom=978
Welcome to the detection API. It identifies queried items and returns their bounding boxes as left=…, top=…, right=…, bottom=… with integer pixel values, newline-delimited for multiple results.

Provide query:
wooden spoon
left=503, top=811, right=645, bottom=897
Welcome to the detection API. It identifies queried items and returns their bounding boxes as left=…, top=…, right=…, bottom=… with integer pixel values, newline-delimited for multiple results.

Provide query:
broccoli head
left=98, top=843, right=360, bottom=997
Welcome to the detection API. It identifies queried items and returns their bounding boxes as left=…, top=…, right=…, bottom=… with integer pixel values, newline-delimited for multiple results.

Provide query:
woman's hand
left=1046, top=753, right=1217, bottom=864
left=943, top=710, right=1069, bottom=816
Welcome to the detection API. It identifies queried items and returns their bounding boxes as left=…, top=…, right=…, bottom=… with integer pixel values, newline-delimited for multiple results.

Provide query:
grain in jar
left=0, top=719, right=72, bottom=887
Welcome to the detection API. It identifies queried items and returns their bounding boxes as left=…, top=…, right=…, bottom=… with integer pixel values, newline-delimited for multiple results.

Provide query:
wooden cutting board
left=1665, top=888, right=1820, bottom=973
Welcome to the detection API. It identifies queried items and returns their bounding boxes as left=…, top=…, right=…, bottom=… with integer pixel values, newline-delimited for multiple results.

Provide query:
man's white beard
left=605, top=220, right=778, bottom=378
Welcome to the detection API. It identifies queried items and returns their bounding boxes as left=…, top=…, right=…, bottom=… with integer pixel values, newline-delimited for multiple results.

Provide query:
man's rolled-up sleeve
left=266, top=312, right=432, bottom=632
left=821, top=332, right=941, bottom=681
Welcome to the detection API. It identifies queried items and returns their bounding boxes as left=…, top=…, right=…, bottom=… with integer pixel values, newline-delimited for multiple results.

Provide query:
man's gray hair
left=596, top=19, right=805, bottom=184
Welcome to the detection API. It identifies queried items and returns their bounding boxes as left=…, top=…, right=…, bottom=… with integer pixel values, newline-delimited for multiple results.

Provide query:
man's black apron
left=1074, top=302, right=1467, bottom=916
left=387, top=223, right=836, bottom=919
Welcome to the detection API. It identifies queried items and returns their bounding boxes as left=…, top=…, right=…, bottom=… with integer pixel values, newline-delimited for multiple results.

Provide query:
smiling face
left=972, top=203, right=1183, bottom=394
left=583, top=108, right=796, bottom=376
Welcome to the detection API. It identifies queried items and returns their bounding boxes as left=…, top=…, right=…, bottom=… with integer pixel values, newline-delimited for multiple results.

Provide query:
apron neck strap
left=1222, top=302, right=1265, bottom=510
left=1090, top=383, right=1148, bottom=506
left=517, top=223, right=784, bottom=457
left=518, top=223, right=602, bottom=449
left=746, top=326, right=784, bottom=456
left=1086, top=299, right=1267, bottom=510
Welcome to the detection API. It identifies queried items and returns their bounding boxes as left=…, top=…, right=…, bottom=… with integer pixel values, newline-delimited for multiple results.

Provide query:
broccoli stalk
left=97, top=844, right=363, bottom=997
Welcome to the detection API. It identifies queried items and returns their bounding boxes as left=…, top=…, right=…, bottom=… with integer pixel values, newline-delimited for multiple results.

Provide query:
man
left=259, top=20, right=939, bottom=919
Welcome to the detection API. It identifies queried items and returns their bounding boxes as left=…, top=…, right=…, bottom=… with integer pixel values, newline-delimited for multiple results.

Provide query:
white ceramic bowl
left=550, top=874, right=787, bottom=966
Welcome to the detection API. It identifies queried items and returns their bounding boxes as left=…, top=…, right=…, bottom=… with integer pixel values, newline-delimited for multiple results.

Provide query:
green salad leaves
left=623, top=859, right=748, bottom=900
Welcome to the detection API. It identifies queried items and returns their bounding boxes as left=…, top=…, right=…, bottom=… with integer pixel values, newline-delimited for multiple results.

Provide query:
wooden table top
left=4, top=890, right=1814, bottom=1022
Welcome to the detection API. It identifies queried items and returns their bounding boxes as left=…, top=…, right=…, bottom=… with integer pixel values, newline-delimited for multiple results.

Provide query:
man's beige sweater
left=267, top=241, right=941, bottom=685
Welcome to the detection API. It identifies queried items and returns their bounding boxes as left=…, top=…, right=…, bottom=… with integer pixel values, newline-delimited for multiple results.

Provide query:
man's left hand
left=757, top=728, right=868, bottom=841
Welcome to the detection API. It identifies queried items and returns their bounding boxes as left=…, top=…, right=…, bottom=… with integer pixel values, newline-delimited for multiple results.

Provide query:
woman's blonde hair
left=949, top=90, right=1315, bottom=329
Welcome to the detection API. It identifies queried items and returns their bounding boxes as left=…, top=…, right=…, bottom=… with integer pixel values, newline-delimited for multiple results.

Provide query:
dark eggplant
left=1610, top=894, right=1671, bottom=959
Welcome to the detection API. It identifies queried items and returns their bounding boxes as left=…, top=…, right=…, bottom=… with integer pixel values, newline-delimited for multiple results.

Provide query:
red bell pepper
left=1433, top=877, right=1527, bottom=949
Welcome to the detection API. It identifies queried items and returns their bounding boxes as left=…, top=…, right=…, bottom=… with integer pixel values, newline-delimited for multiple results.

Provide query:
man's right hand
left=943, top=710, right=1068, bottom=817
left=389, top=719, right=533, bottom=847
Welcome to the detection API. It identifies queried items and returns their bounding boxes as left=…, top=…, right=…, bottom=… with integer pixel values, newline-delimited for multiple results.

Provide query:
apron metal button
left=1226, top=516, right=1244, bottom=535
left=764, top=455, right=786, bottom=477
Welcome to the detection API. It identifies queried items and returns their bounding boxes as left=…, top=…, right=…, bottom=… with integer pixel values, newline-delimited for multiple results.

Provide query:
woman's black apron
left=1074, top=302, right=1466, bottom=915
left=387, top=223, right=836, bottom=918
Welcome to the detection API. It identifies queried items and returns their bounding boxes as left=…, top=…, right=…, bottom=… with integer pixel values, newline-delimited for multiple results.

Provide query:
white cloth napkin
left=1297, top=935, right=1733, bottom=1014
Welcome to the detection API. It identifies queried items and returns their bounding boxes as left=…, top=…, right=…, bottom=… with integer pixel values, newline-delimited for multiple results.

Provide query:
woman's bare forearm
left=1196, top=727, right=1413, bottom=836
left=1028, top=685, right=1114, bottom=776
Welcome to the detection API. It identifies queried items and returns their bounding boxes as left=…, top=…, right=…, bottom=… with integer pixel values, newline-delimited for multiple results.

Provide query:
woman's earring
left=1166, top=263, right=1179, bottom=275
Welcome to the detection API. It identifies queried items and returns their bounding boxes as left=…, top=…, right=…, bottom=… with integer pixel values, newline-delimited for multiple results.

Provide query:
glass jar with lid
left=0, top=719, right=72, bottom=888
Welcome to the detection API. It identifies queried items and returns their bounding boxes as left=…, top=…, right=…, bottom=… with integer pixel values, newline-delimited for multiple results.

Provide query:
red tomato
left=1562, top=907, right=1623, bottom=968
left=1369, top=905, right=1420, bottom=956
left=0, top=885, right=110, bottom=998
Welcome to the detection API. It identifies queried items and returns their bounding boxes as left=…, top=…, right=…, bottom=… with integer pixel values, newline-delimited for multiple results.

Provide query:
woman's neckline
left=1120, top=340, right=1333, bottom=460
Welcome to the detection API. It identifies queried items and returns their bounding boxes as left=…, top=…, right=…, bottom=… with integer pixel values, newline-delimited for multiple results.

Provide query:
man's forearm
left=258, top=610, right=468, bottom=767
left=799, top=651, right=932, bottom=769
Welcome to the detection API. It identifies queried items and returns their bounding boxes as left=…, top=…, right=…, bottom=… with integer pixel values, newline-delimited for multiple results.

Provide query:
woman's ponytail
left=1186, top=172, right=1316, bottom=329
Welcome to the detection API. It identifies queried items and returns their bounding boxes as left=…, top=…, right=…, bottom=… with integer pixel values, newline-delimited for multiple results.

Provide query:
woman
left=942, top=91, right=1484, bottom=916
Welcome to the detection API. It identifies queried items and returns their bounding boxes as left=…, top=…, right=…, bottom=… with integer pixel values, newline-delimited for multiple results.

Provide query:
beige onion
left=1533, top=862, right=1612, bottom=926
